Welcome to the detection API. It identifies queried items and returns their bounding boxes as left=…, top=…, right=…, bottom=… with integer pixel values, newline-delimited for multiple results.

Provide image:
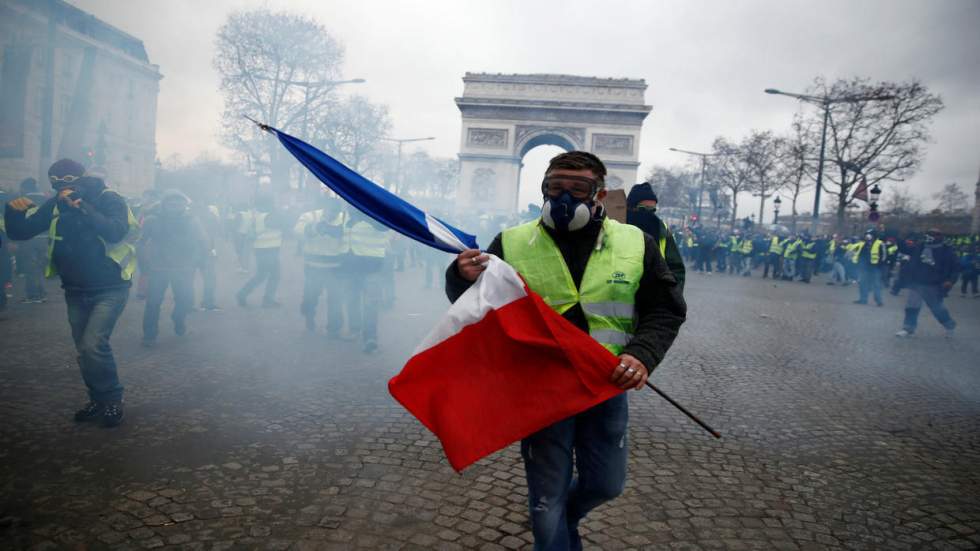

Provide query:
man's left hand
left=611, top=354, right=648, bottom=390
left=942, top=281, right=953, bottom=290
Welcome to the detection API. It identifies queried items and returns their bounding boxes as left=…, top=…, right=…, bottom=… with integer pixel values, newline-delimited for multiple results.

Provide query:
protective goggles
left=541, top=175, right=600, bottom=200
left=50, top=174, right=82, bottom=185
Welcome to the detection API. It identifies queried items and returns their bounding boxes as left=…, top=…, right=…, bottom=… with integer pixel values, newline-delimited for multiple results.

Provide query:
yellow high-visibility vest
left=43, top=191, right=140, bottom=281
left=348, top=221, right=388, bottom=258
left=503, top=219, right=644, bottom=356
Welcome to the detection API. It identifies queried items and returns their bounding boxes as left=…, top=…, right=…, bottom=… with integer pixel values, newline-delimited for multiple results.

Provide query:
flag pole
left=644, top=381, right=721, bottom=439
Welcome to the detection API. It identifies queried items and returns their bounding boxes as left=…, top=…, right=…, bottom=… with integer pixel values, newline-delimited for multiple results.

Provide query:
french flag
left=267, top=126, right=624, bottom=471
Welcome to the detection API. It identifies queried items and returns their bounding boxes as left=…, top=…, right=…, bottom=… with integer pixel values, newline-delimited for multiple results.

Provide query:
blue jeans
left=903, top=284, right=955, bottom=333
left=858, top=265, right=883, bottom=304
left=65, top=287, right=129, bottom=403
left=521, top=394, right=629, bottom=551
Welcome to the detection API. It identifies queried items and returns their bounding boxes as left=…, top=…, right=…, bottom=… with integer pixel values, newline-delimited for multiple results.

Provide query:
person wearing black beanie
left=626, top=182, right=686, bottom=290
left=4, top=158, right=137, bottom=427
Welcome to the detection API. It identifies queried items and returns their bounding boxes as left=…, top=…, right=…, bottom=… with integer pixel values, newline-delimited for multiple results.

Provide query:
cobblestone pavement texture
left=1, top=250, right=979, bottom=550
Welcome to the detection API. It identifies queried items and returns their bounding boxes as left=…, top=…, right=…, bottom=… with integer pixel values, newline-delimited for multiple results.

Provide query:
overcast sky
left=73, top=0, right=979, bottom=218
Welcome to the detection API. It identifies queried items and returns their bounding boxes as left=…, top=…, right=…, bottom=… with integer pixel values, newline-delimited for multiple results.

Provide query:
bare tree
left=883, top=184, right=917, bottom=215
left=933, top=182, right=968, bottom=213
left=644, top=165, right=701, bottom=221
left=214, top=9, right=345, bottom=190
left=314, top=95, right=391, bottom=175
left=400, top=152, right=459, bottom=202
left=777, top=114, right=817, bottom=231
left=743, top=130, right=786, bottom=225
left=710, top=136, right=752, bottom=228
left=803, top=77, right=944, bottom=229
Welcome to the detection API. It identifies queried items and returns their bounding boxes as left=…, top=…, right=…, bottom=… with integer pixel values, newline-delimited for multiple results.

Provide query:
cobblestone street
left=1, top=257, right=979, bottom=550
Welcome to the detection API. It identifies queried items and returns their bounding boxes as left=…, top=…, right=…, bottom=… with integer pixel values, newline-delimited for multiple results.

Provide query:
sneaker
left=894, top=329, right=912, bottom=338
left=74, top=401, right=104, bottom=422
left=102, top=403, right=124, bottom=428
left=174, top=319, right=187, bottom=336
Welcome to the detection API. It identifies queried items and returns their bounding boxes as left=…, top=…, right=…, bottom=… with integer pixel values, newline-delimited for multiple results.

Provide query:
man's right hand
left=7, top=197, right=35, bottom=211
left=456, top=248, right=489, bottom=282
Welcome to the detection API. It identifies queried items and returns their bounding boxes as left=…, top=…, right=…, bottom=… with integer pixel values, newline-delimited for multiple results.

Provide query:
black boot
left=74, top=401, right=104, bottom=422
left=102, top=403, right=124, bottom=428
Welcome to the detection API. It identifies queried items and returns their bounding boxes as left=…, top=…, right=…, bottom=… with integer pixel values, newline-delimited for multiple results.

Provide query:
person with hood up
left=4, top=159, right=138, bottom=427
left=895, top=228, right=958, bottom=338
left=137, top=190, right=207, bottom=347
left=625, top=182, right=686, bottom=290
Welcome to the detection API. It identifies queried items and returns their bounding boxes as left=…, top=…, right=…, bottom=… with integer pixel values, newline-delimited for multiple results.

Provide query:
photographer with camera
left=3, top=159, right=138, bottom=428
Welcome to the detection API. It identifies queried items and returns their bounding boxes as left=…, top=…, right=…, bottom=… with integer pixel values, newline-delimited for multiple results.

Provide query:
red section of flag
left=388, top=287, right=624, bottom=472
left=851, top=175, right=869, bottom=203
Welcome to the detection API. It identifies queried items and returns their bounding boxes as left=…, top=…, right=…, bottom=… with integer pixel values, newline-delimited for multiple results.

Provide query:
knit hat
left=19, top=177, right=38, bottom=193
left=47, top=158, right=86, bottom=187
left=626, top=182, right=658, bottom=207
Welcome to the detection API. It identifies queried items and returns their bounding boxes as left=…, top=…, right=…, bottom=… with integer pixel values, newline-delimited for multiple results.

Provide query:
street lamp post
left=773, top=195, right=782, bottom=224
left=669, top=147, right=723, bottom=220
left=382, top=136, right=436, bottom=195
left=764, top=87, right=895, bottom=233
left=869, top=184, right=882, bottom=222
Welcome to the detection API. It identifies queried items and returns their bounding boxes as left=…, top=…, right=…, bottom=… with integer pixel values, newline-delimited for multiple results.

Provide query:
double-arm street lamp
left=668, top=147, right=725, bottom=220
left=764, top=87, right=895, bottom=232
left=383, top=136, right=436, bottom=194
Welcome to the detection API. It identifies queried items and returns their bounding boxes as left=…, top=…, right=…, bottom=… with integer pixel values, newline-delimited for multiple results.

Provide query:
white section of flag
left=412, top=255, right=527, bottom=355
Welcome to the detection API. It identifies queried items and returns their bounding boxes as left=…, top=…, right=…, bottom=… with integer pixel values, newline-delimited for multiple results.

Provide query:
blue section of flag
left=271, top=127, right=479, bottom=254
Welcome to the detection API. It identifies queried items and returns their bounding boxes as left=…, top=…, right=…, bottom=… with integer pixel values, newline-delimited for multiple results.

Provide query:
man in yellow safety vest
left=3, top=159, right=138, bottom=427
left=295, top=194, right=348, bottom=335
left=236, top=192, right=285, bottom=308
left=341, top=209, right=389, bottom=352
left=445, top=151, right=687, bottom=550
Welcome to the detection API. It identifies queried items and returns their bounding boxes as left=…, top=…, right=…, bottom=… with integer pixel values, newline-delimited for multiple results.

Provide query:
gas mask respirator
left=540, top=175, right=598, bottom=233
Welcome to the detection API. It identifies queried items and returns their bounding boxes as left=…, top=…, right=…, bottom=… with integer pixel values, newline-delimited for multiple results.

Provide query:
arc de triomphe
left=455, top=73, right=652, bottom=214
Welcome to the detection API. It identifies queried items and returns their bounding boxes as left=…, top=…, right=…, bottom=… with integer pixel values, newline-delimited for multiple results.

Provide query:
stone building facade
left=455, top=73, right=651, bottom=214
left=0, top=0, right=161, bottom=198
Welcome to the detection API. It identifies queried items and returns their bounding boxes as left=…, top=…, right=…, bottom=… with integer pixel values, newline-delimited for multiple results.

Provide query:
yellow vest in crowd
left=295, top=209, right=349, bottom=264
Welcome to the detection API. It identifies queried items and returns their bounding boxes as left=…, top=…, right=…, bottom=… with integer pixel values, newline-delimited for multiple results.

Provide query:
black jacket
left=4, top=184, right=131, bottom=291
left=625, top=211, right=686, bottom=290
left=899, top=242, right=958, bottom=286
left=445, top=217, right=687, bottom=372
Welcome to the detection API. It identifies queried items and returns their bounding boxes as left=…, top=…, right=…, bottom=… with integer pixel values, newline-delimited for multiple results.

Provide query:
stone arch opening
left=456, top=73, right=651, bottom=216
